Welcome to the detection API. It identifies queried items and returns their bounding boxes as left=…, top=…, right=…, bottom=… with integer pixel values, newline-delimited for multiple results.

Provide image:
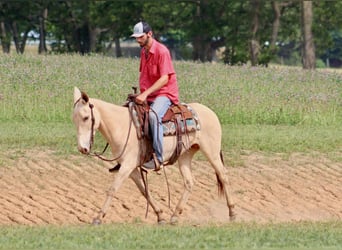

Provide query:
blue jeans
left=149, top=96, right=171, bottom=163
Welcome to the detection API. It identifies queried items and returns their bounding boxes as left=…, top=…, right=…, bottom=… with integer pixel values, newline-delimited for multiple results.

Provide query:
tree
left=313, top=1, right=342, bottom=67
left=0, top=0, right=35, bottom=54
left=34, top=0, right=51, bottom=54
left=0, top=0, right=340, bottom=68
left=0, top=10, right=11, bottom=53
left=301, top=0, right=315, bottom=69
left=89, top=1, right=141, bottom=56
left=270, top=1, right=293, bottom=51
left=249, top=0, right=261, bottom=66
left=141, top=0, right=229, bottom=62
left=223, top=1, right=250, bottom=65
left=189, top=0, right=228, bottom=62
left=47, top=0, right=140, bottom=54
left=38, top=7, right=48, bottom=54
left=46, top=0, right=94, bottom=54
left=0, top=0, right=52, bottom=54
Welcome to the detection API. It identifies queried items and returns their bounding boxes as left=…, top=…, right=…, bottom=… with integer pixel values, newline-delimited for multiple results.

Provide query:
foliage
left=1, top=0, right=342, bottom=66
left=320, top=30, right=342, bottom=68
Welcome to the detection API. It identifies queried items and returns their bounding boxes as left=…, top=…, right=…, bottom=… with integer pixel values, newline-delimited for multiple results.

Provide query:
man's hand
left=136, top=75, right=168, bottom=104
left=135, top=92, right=148, bottom=104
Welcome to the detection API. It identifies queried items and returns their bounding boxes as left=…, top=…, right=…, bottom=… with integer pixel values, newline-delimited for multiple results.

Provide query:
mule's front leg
left=92, top=189, right=116, bottom=225
left=130, top=168, right=167, bottom=224
left=92, top=168, right=132, bottom=225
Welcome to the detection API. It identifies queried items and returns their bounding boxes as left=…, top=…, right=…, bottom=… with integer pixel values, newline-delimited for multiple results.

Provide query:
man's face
left=135, top=32, right=151, bottom=48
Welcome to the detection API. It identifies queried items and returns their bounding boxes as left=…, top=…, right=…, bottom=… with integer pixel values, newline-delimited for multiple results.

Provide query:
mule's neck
left=90, top=98, right=130, bottom=148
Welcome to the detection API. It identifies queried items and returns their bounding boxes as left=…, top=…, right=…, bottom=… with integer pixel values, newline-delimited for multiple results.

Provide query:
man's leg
left=149, top=96, right=171, bottom=163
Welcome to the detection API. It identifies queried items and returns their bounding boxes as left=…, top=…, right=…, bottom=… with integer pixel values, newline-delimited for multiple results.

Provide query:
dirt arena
left=0, top=150, right=341, bottom=225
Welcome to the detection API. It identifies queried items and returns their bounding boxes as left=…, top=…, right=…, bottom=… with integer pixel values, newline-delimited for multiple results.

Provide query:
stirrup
left=141, top=154, right=163, bottom=172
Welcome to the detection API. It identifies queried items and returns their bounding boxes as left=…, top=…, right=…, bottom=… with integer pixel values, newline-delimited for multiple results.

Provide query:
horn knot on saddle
left=125, top=94, right=200, bottom=165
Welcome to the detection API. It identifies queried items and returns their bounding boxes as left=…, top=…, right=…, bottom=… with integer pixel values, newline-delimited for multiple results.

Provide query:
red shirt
left=139, top=39, right=179, bottom=104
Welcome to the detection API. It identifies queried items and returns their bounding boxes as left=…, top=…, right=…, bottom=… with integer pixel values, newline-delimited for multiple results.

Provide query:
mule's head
left=73, top=87, right=100, bottom=154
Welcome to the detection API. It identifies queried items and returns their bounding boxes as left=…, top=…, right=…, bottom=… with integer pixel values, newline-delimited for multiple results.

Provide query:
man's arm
left=135, top=74, right=168, bottom=104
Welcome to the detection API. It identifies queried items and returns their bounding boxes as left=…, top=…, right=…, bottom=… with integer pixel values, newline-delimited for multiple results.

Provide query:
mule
left=72, top=87, right=235, bottom=224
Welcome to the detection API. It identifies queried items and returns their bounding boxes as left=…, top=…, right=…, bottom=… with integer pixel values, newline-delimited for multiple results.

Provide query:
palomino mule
left=72, top=87, right=235, bottom=224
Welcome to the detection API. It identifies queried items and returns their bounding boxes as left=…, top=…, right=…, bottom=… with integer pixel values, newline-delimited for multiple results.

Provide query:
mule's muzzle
left=79, top=146, right=90, bottom=155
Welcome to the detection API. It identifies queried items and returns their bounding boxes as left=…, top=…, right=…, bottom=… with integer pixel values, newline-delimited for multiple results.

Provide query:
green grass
left=0, top=222, right=341, bottom=250
left=1, top=54, right=341, bottom=125
left=0, top=122, right=340, bottom=165
left=0, top=54, right=341, bottom=158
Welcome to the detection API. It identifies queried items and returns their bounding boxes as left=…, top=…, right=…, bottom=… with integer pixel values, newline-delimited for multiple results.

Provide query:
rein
left=89, top=103, right=95, bottom=151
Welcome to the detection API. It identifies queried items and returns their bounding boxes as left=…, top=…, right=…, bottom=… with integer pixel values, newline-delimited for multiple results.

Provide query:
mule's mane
left=89, top=98, right=126, bottom=112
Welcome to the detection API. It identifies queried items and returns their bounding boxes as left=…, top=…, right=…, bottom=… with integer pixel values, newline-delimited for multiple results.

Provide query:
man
left=131, top=21, right=179, bottom=171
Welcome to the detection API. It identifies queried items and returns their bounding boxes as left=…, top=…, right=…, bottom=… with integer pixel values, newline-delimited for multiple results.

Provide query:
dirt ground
left=0, top=150, right=341, bottom=225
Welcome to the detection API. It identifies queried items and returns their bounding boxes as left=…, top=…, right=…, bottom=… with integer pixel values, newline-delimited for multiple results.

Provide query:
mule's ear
left=74, top=87, right=81, bottom=104
left=81, top=91, right=89, bottom=103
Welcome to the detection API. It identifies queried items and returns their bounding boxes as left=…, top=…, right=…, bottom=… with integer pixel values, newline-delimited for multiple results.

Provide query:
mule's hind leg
left=205, top=151, right=236, bottom=219
left=129, top=168, right=167, bottom=224
left=170, top=147, right=198, bottom=224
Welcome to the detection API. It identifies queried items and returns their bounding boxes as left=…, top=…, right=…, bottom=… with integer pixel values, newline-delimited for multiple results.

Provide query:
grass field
left=1, top=54, right=341, bottom=157
left=0, top=54, right=341, bottom=249
left=0, top=222, right=341, bottom=249
left=1, top=54, right=341, bottom=126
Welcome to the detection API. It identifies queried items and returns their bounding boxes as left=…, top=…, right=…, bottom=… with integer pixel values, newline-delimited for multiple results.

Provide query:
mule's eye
left=83, top=116, right=89, bottom=122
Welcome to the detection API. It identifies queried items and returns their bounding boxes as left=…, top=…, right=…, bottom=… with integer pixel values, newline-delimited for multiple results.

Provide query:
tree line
left=0, top=0, right=341, bottom=69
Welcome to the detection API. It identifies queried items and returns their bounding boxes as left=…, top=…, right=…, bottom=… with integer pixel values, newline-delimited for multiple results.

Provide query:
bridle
left=74, top=98, right=132, bottom=162
left=88, top=103, right=95, bottom=152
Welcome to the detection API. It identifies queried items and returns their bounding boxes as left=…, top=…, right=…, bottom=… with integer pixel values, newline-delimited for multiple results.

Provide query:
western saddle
left=125, top=93, right=200, bottom=166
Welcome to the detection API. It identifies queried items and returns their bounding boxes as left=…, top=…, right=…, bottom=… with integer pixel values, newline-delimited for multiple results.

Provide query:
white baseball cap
left=131, top=21, right=152, bottom=37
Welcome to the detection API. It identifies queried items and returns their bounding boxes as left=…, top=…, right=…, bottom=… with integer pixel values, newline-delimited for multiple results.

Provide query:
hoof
left=158, top=219, right=167, bottom=225
left=92, top=218, right=102, bottom=225
left=229, top=212, right=237, bottom=221
left=170, top=216, right=178, bottom=225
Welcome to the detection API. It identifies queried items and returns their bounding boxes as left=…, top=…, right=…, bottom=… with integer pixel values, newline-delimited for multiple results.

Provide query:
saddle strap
left=166, top=114, right=184, bottom=165
left=129, top=101, right=151, bottom=140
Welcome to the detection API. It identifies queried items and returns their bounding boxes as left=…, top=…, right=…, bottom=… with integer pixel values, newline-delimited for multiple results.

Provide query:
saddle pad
left=162, top=104, right=200, bottom=136
left=163, top=118, right=199, bottom=136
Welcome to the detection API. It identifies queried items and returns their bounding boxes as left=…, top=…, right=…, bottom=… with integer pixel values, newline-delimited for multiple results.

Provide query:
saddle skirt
left=162, top=104, right=200, bottom=136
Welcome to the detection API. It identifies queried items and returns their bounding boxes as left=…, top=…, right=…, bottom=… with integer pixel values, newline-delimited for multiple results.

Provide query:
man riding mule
left=71, top=21, right=235, bottom=225
left=131, top=21, right=179, bottom=171
left=73, top=87, right=235, bottom=224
